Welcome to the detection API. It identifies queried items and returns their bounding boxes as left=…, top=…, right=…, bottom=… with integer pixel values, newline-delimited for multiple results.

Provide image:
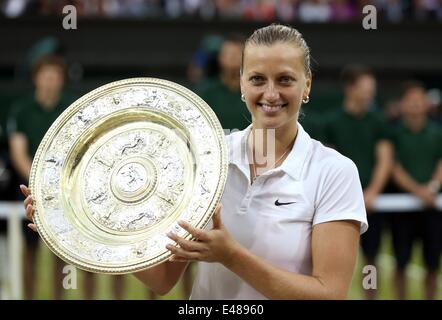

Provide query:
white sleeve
left=313, top=157, right=368, bottom=234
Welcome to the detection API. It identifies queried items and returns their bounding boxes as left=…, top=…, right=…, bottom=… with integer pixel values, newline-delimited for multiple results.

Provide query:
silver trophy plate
left=29, top=78, right=228, bottom=274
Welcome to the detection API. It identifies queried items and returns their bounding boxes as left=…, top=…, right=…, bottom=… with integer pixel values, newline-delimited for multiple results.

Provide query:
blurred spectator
left=413, top=0, right=439, bottom=21
left=298, top=0, right=331, bottom=22
left=2, top=0, right=441, bottom=22
left=198, top=0, right=217, bottom=19
left=378, top=0, right=404, bottom=23
left=14, top=36, right=66, bottom=83
left=323, top=65, right=394, bottom=300
left=438, top=0, right=442, bottom=20
left=390, top=81, right=442, bottom=300
left=195, top=34, right=251, bottom=132
left=427, top=88, right=442, bottom=122
left=7, top=54, right=75, bottom=300
left=182, top=0, right=203, bottom=16
left=100, top=0, right=151, bottom=18
left=7, top=53, right=134, bottom=300
left=275, top=0, right=298, bottom=22
left=164, top=0, right=183, bottom=18
left=384, top=98, right=402, bottom=124
left=1, top=0, right=29, bottom=18
left=187, top=34, right=224, bottom=85
left=215, top=0, right=242, bottom=19
left=243, top=0, right=277, bottom=21
left=330, top=0, right=358, bottom=21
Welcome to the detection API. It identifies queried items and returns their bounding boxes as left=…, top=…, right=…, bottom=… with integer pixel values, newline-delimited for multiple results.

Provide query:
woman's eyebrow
left=246, top=70, right=264, bottom=75
left=275, top=70, right=297, bottom=76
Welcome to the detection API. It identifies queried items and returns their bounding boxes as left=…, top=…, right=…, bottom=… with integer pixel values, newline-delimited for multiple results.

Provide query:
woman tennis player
left=22, top=24, right=367, bottom=299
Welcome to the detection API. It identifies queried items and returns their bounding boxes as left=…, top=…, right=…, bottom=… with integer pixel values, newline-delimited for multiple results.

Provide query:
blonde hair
left=241, top=24, right=312, bottom=76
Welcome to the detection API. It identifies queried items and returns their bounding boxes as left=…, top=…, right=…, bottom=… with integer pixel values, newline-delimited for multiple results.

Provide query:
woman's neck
left=249, top=122, right=298, bottom=168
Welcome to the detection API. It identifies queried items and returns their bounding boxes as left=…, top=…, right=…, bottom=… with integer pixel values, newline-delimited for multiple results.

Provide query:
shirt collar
left=228, top=122, right=313, bottom=181
left=279, top=123, right=313, bottom=180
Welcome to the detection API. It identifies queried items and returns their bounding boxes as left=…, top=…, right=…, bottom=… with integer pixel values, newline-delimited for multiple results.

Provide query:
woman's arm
left=231, top=221, right=360, bottom=299
left=167, top=209, right=360, bottom=299
left=223, top=220, right=360, bottom=299
left=133, top=261, right=189, bottom=296
left=20, top=185, right=189, bottom=296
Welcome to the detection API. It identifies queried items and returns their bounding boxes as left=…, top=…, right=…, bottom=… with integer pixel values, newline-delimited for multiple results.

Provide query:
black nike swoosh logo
left=275, top=199, right=296, bottom=206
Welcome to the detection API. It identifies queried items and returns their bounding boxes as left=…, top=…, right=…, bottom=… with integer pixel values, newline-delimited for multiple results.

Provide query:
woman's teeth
left=261, top=104, right=284, bottom=113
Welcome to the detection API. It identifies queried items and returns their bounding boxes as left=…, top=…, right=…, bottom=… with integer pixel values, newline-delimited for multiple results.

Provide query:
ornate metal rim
left=29, top=78, right=229, bottom=274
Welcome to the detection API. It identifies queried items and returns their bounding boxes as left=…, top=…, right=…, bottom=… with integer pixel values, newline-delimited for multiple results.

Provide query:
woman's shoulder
left=309, top=139, right=358, bottom=175
left=224, top=128, right=248, bottom=162
left=225, top=127, right=248, bottom=145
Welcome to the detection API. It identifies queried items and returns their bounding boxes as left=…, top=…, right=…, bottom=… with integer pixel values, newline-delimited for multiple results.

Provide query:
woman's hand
left=166, top=204, right=240, bottom=267
left=20, top=184, right=37, bottom=232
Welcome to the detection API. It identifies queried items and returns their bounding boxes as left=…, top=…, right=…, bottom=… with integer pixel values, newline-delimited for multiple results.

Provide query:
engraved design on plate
left=114, top=162, right=148, bottom=194
left=83, top=129, right=187, bottom=233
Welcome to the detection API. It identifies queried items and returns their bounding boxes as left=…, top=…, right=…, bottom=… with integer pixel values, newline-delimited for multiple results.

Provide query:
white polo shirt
left=190, top=123, right=368, bottom=300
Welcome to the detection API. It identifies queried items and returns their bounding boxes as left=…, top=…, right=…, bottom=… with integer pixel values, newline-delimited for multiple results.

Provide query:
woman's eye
left=250, top=76, right=264, bottom=83
left=280, top=76, right=294, bottom=84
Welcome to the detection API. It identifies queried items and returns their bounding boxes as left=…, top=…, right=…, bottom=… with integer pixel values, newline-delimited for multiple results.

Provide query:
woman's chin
left=255, top=117, right=294, bottom=130
left=256, top=123, right=281, bottom=131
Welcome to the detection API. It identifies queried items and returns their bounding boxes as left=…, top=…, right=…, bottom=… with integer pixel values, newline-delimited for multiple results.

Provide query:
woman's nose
left=263, top=82, right=279, bottom=101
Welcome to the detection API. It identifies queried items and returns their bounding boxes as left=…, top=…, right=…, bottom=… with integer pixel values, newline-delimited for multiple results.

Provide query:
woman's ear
left=240, top=79, right=246, bottom=98
left=239, top=74, right=245, bottom=90
left=304, top=74, right=312, bottom=98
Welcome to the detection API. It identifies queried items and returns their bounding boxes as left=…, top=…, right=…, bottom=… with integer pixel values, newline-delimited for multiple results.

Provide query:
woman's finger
left=166, top=244, right=201, bottom=261
left=20, top=185, right=30, bottom=197
left=27, top=223, right=37, bottom=232
left=24, top=195, right=33, bottom=209
left=212, top=204, right=223, bottom=229
left=26, top=204, right=34, bottom=221
left=167, top=232, right=205, bottom=252
left=169, top=255, right=190, bottom=263
left=177, top=220, right=209, bottom=242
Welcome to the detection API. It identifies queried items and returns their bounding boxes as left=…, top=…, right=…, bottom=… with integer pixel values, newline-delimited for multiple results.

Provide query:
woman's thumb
left=212, top=204, right=223, bottom=229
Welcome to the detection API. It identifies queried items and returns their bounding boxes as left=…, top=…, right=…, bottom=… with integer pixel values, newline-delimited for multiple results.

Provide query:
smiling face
left=240, top=42, right=311, bottom=131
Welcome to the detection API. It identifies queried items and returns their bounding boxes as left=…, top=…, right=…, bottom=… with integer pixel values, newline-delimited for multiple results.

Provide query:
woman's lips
left=259, top=103, right=287, bottom=114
